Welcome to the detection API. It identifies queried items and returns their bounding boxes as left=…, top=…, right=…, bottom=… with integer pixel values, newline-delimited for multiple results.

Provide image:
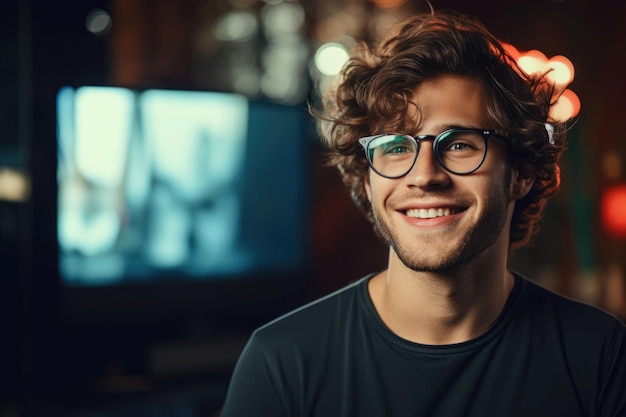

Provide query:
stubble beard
left=371, top=176, right=512, bottom=273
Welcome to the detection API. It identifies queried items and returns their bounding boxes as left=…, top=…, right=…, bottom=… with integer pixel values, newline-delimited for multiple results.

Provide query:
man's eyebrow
left=412, top=123, right=484, bottom=135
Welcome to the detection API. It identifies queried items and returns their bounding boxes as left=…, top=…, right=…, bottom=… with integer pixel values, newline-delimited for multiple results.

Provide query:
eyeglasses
left=358, top=128, right=502, bottom=178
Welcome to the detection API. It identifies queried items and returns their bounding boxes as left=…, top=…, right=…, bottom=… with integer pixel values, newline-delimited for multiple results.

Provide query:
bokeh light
left=515, top=49, right=579, bottom=121
left=517, top=50, right=575, bottom=87
left=261, top=1, right=305, bottom=38
left=214, top=10, right=258, bottom=42
left=601, top=184, right=626, bottom=238
left=314, top=42, right=349, bottom=76
left=601, top=150, right=623, bottom=181
left=545, top=55, right=575, bottom=87
left=0, top=168, right=30, bottom=202
left=85, top=9, right=112, bottom=36
left=549, top=88, right=581, bottom=121
left=369, top=0, right=408, bottom=9
left=517, top=50, right=548, bottom=75
left=502, top=43, right=520, bottom=60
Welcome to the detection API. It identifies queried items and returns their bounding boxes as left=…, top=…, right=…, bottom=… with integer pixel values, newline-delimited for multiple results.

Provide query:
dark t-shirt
left=221, top=274, right=626, bottom=417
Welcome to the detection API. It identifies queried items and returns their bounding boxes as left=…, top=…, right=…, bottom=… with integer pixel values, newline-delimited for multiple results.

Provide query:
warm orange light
left=501, top=43, right=520, bottom=61
left=546, top=55, right=575, bottom=86
left=517, top=50, right=548, bottom=75
left=516, top=51, right=575, bottom=88
left=549, top=88, right=581, bottom=121
left=601, top=150, right=623, bottom=181
left=511, top=48, right=578, bottom=121
left=601, top=184, right=626, bottom=238
left=369, top=0, right=407, bottom=9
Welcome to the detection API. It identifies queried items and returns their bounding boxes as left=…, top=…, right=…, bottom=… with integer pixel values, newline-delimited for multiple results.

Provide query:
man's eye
left=447, top=142, right=471, bottom=151
left=384, top=145, right=410, bottom=154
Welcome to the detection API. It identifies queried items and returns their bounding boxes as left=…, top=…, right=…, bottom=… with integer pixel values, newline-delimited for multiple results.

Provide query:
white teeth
left=406, top=207, right=454, bottom=219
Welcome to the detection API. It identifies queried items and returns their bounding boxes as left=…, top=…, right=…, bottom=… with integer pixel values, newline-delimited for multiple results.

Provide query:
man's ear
left=510, top=162, right=535, bottom=200
left=364, top=176, right=372, bottom=202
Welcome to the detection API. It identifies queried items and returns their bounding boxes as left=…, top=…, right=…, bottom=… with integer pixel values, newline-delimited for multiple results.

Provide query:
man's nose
left=403, top=142, right=451, bottom=189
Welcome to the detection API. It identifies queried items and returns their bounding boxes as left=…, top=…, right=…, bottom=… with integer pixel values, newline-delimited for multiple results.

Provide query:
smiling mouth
left=405, top=207, right=462, bottom=219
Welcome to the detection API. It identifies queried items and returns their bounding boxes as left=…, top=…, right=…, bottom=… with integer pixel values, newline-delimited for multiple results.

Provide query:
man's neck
left=368, top=248, right=515, bottom=345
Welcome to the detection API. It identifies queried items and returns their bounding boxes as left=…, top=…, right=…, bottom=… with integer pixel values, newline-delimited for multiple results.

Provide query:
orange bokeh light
left=549, top=88, right=581, bottom=121
left=369, top=0, right=408, bottom=9
left=518, top=50, right=548, bottom=75
left=505, top=47, right=578, bottom=121
left=501, top=43, right=520, bottom=60
left=516, top=50, right=575, bottom=88
left=546, top=55, right=575, bottom=86
left=601, top=184, right=626, bottom=238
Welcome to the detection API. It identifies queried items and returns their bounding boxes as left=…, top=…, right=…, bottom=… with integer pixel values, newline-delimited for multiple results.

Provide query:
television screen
left=56, top=86, right=310, bottom=287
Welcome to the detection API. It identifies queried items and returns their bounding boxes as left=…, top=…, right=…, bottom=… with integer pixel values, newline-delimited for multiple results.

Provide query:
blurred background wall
left=1, top=0, right=625, bottom=416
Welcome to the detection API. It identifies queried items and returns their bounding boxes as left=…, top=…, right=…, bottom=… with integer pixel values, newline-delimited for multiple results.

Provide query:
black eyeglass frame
left=358, top=128, right=504, bottom=178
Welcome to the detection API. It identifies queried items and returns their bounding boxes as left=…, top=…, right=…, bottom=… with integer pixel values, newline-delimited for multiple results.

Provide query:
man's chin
left=398, top=255, right=464, bottom=274
left=391, top=241, right=466, bottom=273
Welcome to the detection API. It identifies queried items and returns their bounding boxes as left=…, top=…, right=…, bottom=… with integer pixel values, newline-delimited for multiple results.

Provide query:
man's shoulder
left=518, top=274, right=625, bottom=335
left=252, top=275, right=372, bottom=344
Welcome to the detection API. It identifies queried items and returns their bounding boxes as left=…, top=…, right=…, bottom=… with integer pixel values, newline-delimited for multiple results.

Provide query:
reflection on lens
left=363, top=130, right=489, bottom=178
left=369, top=135, right=417, bottom=178
left=435, top=130, right=486, bottom=174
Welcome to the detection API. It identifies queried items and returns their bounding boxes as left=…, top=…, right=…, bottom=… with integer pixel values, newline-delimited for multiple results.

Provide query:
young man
left=221, top=10, right=626, bottom=417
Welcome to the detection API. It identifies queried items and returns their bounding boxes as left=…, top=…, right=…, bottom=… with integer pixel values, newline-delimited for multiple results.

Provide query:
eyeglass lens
left=366, top=130, right=487, bottom=177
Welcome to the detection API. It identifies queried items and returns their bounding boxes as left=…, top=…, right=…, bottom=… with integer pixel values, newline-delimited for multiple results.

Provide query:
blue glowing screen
left=57, top=86, right=308, bottom=286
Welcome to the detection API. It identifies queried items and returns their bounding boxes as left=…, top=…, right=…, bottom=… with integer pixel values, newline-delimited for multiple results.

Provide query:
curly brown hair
left=316, top=10, right=572, bottom=249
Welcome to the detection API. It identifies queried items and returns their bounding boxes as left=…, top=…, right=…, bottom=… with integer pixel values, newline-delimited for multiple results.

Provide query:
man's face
left=364, top=74, right=516, bottom=272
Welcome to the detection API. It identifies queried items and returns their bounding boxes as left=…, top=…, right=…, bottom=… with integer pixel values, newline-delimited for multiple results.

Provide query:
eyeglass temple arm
left=358, top=135, right=382, bottom=146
